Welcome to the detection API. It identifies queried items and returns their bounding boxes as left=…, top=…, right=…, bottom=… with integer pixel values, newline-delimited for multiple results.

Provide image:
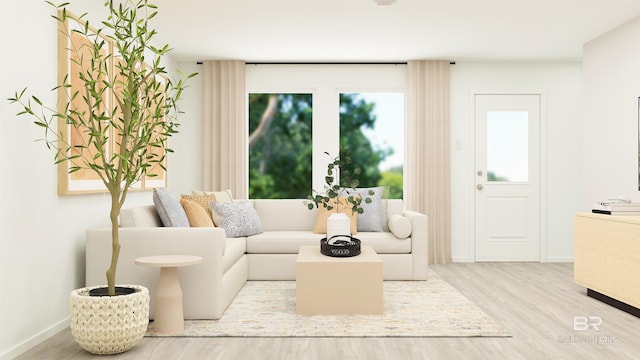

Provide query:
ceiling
left=148, top=0, right=640, bottom=63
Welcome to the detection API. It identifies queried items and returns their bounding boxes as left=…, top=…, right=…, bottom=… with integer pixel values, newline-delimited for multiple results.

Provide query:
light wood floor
left=16, top=263, right=640, bottom=359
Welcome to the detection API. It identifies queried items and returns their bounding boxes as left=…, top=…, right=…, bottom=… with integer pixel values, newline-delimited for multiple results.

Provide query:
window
left=248, top=93, right=312, bottom=199
left=339, top=92, right=404, bottom=198
left=246, top=64, right=406, bottom=199
left=486, top=111, right=528, bottom=182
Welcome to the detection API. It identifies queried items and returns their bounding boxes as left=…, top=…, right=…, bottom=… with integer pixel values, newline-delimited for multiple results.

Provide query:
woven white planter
left=69, top=284, right=149, bottom=355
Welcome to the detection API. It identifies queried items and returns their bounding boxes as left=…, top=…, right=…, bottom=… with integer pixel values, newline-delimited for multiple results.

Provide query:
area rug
left=146, top=270, right=510, bottom=337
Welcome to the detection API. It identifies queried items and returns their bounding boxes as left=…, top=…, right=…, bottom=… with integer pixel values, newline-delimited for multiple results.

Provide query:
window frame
left=245, top=64, right=407, bottom=196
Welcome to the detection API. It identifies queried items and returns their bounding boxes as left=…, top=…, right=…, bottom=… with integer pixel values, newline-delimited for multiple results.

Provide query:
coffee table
left=295, top=245, right=383, bottom=315
left=135, top=255, right=202, bottom=333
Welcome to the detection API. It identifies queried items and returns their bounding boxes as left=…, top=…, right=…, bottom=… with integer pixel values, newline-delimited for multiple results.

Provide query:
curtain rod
left=196, top=61, right=456, bottom=65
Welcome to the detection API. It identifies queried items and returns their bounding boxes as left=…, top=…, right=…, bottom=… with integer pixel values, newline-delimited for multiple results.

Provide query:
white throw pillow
left=388, top=214, right=412, bottom=239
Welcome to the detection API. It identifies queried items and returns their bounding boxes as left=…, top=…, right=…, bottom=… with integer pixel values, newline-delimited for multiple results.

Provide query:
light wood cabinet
left=574, top=213, right=640, bottom=310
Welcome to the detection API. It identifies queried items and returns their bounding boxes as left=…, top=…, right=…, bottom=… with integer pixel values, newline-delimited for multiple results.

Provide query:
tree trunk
left=248, top=94, right=278, bottom=149
left=105, top=190, right=122, bottom=296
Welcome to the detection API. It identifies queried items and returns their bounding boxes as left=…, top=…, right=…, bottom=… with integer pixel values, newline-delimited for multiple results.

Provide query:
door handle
left=477, top=184, right=483, bottom=190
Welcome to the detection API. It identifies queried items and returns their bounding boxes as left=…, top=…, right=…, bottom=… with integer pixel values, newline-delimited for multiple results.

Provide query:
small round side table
left=135, top=255, right=202, bottom=333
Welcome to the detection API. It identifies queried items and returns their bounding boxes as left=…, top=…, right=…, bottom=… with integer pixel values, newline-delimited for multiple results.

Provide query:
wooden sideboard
left=574, top=213, right=640, bottom=315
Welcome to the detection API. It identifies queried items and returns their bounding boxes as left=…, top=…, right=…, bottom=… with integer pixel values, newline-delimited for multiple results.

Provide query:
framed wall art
left=56, top=12, right=168, bottom=194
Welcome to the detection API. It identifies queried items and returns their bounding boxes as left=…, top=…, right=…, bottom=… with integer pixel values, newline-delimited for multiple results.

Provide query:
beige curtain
left=406, top=60, right=451, bottom=264
left=202, top=60, right=247, bottom=199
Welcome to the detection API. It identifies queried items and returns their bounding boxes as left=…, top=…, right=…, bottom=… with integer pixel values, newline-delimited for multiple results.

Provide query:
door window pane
left=248, top=94, right=312, bottom=198
left=339, top=92, right=404, bottom=198
left=486, top=111, right=528, bottom=182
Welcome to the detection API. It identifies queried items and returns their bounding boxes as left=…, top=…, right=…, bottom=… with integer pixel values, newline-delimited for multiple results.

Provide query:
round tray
left=320, top=235, right=361, bottom=257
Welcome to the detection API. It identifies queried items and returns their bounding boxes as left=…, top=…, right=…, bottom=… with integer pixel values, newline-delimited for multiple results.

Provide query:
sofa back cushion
left=253, top=199, right=404, bottom=232
left=387, top=199, right=403, bottom=218
left=253, top=199, right=318, bottom=231
left=119, top=199, right=405, bottom=230
left=120, top=205, right=162, bottom=227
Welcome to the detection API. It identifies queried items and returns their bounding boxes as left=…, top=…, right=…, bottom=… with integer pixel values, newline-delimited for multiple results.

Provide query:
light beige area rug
left=146, top=270, right=510, bottom=338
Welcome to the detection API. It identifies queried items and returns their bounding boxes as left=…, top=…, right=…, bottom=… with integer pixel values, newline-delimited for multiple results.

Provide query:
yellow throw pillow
left=180, top=198, right=215, bottom=227
left=313, top=198, right=358, bottom=234
left=191, top=189, right=233, bottom=203
left=180, top=194, right=218, bottom=221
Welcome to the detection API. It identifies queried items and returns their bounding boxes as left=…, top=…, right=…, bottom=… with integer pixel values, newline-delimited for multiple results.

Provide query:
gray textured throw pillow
left=353, top=186, right=384, bottom=232
left=152, top=188, right=190, bottom=227
left=209, top=201, right=263, bottom=238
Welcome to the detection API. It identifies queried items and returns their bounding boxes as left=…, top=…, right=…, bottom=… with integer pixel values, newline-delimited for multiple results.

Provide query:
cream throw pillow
left=312, top=198, right=358, bottom=235
left=180, top=198, right=215, bottom=227
left=388, top=214, right=412, bottom=239
left=191, top=189, right=233, bottom=203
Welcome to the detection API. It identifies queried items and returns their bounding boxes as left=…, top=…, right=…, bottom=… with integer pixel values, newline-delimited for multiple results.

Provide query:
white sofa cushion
left=223, top=237, right=247, bottom=272
left=247, top=231, right=320, bottom=253
left=253, top=199, right=318, bottom=231
left=357, top=232, right=411, bottom=254
left=120, top=205, right=162, bottom=227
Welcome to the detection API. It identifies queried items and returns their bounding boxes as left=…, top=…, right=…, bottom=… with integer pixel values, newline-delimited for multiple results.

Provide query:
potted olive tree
left=8, top=0, right=195, bottom=354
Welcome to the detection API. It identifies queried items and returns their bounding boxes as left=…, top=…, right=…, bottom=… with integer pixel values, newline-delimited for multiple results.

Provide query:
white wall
left=583, top=16, right=640, bottom=207
left=173, top=61, right=204, bottom=194
left=450, top=62, right=583, bottom=262
left=179, top=61, right=584, bottom=263
left=0, top=1, right=196, bottom=359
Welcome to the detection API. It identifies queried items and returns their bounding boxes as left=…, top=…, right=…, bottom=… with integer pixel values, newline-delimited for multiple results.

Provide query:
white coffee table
left=135, top=255, right=202, bottom=333
left=295, top=245, right=383, bottom=315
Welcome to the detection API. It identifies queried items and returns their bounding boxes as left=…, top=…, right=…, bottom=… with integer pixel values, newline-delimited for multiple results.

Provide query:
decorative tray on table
left=320, top=235, right=361, bottom=257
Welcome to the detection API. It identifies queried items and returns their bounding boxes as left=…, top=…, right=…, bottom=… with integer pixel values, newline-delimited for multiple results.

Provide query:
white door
left=475, top=94, right=540, bottom=261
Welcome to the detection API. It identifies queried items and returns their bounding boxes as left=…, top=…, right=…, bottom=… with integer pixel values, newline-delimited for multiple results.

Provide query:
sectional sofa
left=86, top=198, right=428, bottom=320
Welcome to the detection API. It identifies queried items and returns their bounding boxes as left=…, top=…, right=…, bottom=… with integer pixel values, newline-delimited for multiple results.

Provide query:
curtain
left=406, top=60, right=451, bottom=264
left=201, top=60, right=247, bottom=199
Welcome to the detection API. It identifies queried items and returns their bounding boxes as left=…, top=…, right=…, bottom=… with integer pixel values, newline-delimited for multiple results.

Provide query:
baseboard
left=450, top=256, right=574, bottom=263
left=587, top=289, right=640, bottom=318
left=0, top=317, right=69, bottom=360
left=544, top=256, right=574, bottom=263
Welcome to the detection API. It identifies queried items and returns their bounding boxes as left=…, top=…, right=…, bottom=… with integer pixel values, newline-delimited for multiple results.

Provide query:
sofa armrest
left=86, top=227, right=228, bottom=318
left=86, top=227, right=227, bottom=285
left=403, top=210, right=429, bottom=280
